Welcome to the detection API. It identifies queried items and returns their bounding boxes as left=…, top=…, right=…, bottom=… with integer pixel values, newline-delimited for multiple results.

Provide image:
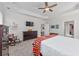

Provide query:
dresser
left=23, top=31, right=37, bottom=41
left=0, top=25, right=9, bottom=56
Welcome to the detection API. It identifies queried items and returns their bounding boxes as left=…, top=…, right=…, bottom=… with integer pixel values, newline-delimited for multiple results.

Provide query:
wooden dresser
left=23, top=31, right=37, bottom=41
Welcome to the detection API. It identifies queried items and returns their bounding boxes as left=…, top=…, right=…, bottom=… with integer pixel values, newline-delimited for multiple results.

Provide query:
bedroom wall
left=0, top=3, right=3, bottom=25
left=4, top=11, right=47, bottom=41
left=48, top=9, right=79, bottom=39
left=0, top=12, right=3, bottom=24
left=61, top=9, right=79, bottom=39
left=47, top=16, right=64, bottom=35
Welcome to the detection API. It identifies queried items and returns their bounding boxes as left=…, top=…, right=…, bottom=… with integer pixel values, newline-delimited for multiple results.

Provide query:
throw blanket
left=32, top=34, right=57, bottom=56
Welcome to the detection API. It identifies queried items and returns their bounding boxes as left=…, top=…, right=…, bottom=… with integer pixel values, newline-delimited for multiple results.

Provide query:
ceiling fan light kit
left=38, top=2, right=57, bottom=13
left=45, top=8, right=49, bottom=11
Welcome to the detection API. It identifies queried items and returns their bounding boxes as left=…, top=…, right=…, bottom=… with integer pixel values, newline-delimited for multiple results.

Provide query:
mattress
left=41, top=35, right=79, bottom=56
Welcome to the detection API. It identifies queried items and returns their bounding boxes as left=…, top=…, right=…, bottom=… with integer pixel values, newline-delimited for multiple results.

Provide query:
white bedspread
left=41, top=35, right=79, bottom=56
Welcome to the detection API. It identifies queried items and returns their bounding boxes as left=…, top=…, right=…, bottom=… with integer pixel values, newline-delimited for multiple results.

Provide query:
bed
left=32, top=34, right=57, bottom=56
left=41, top=35, right=79, bottom=56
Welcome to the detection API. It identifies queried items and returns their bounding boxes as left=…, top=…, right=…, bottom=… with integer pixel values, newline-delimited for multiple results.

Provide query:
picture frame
left=51, top=25, right=55, bottom=29
left=56, top=24, right=59, bottom=29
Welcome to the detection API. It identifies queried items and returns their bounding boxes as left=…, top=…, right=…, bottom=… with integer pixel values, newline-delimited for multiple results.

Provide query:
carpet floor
left=9, top=39, right=34, bottom=56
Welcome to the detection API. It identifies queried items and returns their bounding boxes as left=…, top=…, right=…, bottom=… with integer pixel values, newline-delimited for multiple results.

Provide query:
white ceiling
left=1, top=2, right=79, bottom=18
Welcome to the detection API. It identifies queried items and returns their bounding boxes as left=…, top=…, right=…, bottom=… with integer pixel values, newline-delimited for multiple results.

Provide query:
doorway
left=64, top=21, right=74, bottom=38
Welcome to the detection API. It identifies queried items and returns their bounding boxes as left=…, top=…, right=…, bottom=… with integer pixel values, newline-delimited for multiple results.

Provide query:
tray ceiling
left=1, top=2, right=79, bottom=17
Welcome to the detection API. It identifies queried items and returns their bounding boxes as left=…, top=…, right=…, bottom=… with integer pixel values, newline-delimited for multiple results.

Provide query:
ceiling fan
left=38, top=2, right=57, bottom=13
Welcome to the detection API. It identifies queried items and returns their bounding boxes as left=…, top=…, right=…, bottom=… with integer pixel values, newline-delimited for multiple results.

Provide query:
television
left=26, top=21, right=34, bottom=26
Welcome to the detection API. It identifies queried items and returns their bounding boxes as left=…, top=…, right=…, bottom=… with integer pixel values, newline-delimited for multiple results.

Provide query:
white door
left=44, top=24, right=50, bottom=35
left=41, top=24, right=50, bottom=36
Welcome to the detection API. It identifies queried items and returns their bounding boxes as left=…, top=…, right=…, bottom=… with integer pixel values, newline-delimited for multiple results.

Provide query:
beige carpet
left=9, top=39, right=34, bottom=56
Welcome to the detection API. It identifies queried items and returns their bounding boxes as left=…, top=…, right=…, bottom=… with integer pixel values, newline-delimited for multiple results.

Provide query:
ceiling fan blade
left=38, top=8, right=45, bottom=9
left=49, top=4, right=57, bottom=8
left=45, top=2, right=48, bottom=7
left=43, top=10, right=46, bottom=13
left=49, top=9, right=53, bottom=12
